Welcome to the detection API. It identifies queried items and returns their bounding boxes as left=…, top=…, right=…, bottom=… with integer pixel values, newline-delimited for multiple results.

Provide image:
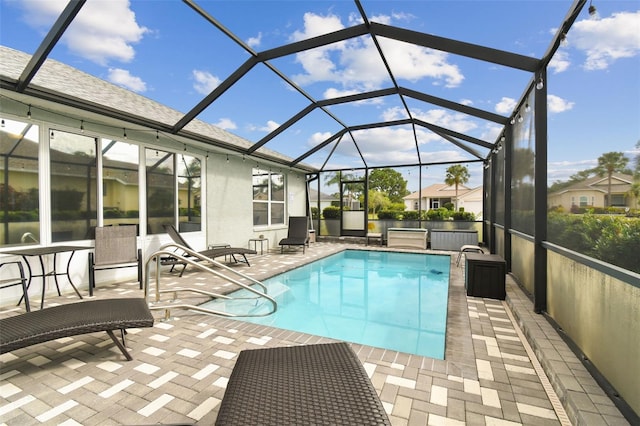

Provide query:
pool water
left=202, top=250, right=450, bottom=359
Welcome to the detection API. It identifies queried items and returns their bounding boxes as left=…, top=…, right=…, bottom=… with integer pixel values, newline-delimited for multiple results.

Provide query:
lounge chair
left=163, top=224, right=256, bottom=276
left=0, top=298, right=154, bottom=361
left=215, top=342, right=390, bottom=425
left=279, top=216, right=310, bottom=254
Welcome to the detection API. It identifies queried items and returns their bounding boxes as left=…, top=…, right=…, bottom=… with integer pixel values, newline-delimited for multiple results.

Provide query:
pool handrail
left=145, top=243, right=277, bottom=319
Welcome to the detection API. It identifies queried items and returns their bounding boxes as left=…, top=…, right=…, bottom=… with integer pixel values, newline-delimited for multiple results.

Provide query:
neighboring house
left=403, top=184, right=483, bottom=218
left=308, top=188, right=339, bottom=212
left=548, top=173, right=636, bottom=211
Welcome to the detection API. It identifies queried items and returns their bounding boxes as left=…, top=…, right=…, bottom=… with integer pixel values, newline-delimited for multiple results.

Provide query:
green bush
left=104, top=208, right=123, bottom=218
left=548, top=212, right=640, bottom=273
left=310, top=207, right=319, bottom=219
left=322, top=205, right=341, bottom=219
left=377, top=210, right=400, bottom=220
left=403, top=210, right=420, bottom=220
left=452, top=211, right=475, bottom=221
left=426, top=208, right=450, bottom=221
left=0, top=210, right=39, bottom=222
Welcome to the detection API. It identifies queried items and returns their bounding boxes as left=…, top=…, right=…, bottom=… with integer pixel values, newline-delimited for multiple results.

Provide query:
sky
left=1, top=0, right=639, bottom=192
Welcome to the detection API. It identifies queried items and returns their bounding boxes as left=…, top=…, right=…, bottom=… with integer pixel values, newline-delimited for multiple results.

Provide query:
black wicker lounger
left=0, top=298, right=154, bottom=361
left=216, top=342, right=391, bottom=425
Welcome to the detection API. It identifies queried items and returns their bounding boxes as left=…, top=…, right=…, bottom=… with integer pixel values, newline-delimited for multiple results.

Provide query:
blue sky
left=1, top=0, right=638, bottom=191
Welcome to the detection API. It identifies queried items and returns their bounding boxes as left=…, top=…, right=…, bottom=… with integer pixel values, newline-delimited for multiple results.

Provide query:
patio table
left=4, top=245, right=91, bottom=309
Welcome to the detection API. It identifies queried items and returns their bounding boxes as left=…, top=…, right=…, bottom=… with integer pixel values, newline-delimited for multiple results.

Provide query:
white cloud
left=249, top=120, right=280, bottom=133
left=547, top=159, right=598, bottom=183
left=17, top=0, right=149, bottom=65
left=309, top=132, right=334, bottom=146
left=214, top=118, right=237, bottom=130
left=107, top=68, right=146, bottom=92
left=548, top=49, right=571, bottom=73
left=495, top=97, right=517, bottom=115
left=547, top=94, right=575, bottom=113
left=247, top=32, right=262, bottom=49
left=323, top=87, right=360, bottom=98
left=289, top=12, right=464, bottom=91
left=192, top=70, right=221, bottom=95
left=291, top=12, right=345, bottom=41
left=570, top=11, right=640, bottom=70
left=480, top=124, right=503, bottom=143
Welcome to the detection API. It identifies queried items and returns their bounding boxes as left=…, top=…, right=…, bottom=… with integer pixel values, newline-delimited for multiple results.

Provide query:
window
left=0, top=118, right=40, bottom=246
left=146, top=148, right=175, bottom=234
left=610, top=194, right=625, bottom=207
left=103, top=140, right=139, bottom=230
left=50, top=130, right=97, bottom=242
left=177, top=154, right=201, bottom=232
left=579, top=196, right=588, bottom=207
left=253, top=168, right=284, bottom=226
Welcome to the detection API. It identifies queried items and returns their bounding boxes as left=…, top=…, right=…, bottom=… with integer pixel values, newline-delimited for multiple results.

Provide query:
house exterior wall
left=206, top=156, right=307, bottom=252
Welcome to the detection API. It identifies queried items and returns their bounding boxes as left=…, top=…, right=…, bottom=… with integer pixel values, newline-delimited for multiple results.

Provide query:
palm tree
left=444, top=165, right=470, bottom=210
left=593, top=152, right=629, bottom=207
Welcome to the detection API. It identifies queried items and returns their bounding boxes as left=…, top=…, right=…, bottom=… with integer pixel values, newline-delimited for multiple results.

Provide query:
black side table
left=465, top=253, right=506, bottom=300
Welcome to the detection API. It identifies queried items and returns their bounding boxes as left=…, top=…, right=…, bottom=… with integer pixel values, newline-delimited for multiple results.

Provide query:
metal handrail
left=144, top=243, right=277, bottom=318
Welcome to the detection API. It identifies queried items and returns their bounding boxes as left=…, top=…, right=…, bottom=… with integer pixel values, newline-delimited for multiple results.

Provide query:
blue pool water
left=202, top=250, right=450, bottom=359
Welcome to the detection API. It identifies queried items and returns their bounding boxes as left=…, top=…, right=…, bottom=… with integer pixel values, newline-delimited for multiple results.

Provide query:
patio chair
left=0, top=261, right=30, bottom=312
left=88, top=225, right=142, bottom=296
left=162, top=224, right=256, bottom=276
left=279, top=216, right=310, bottom=254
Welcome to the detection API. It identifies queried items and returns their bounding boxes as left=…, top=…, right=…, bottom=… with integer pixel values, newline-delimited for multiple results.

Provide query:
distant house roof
left=549, top=173, right=634, bottom=195
left=308, top=188, right=338, bottom=202
left=404, top=183, right=473, bottom=200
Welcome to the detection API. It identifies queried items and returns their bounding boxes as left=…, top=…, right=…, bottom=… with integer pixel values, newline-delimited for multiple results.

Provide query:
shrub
left=403, top=210, right=420, bottom=220
left=426, top=208, right=450, bottom=221
left=548, top=212, right=640, bottom=273
left=377, top=210, right=400, bottom=220
left=310, top=207, right=319, bottom=219
left=451, top=211, right=475, bottom=221
left=322, top=205, right=341, bottom=219
left=443, top=202, right=454, bottom=211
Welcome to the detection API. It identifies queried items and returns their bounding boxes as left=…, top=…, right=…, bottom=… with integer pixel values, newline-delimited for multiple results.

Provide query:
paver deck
left=0, top=242, right=629, bottom=425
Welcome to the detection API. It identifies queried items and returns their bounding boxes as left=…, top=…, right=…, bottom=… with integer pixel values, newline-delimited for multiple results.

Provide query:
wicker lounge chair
left=163, top=224, right=256, bottom=276
left=216, top=342, right=391, bottom=425
left=0, top=298, right=154, bottom=361
left=279, top=216, right=310, bottom=254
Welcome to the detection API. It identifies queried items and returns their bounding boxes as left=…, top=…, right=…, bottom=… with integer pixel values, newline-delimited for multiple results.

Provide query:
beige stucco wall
left=510, top=235, right=535, bottom=295
left=547, top=251, right=640, bottom=415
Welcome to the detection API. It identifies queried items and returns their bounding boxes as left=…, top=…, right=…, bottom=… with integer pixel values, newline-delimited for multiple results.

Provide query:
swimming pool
left=203, top=250, right=450, bottom=359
